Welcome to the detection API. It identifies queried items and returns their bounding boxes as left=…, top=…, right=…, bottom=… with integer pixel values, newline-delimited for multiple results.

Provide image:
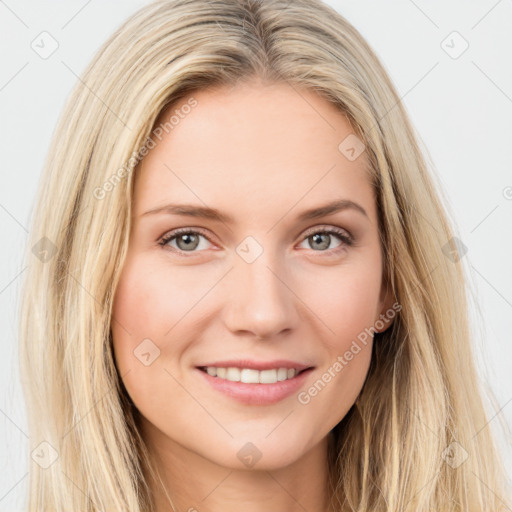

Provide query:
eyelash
left=158, top=226, right=354, bottom=256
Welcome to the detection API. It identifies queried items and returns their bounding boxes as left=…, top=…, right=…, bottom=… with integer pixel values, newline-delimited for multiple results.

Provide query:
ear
left=374, top=274, right=398, bottom=334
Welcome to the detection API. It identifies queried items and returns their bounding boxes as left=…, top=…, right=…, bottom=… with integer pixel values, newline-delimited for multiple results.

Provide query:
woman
left=18, top=0, right=511, bottom=510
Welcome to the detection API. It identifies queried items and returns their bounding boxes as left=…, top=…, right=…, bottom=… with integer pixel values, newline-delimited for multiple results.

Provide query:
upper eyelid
left=161, top=226, right=212, bottom=241
left=301, top=224, right=351, bottom=237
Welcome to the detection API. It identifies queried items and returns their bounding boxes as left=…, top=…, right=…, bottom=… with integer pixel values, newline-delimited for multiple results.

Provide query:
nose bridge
left=222, top=237, right=298, bottom=338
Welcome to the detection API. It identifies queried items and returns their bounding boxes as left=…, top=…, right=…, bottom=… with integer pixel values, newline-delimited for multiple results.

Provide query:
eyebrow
left=141, top=198, right=368, bottom=223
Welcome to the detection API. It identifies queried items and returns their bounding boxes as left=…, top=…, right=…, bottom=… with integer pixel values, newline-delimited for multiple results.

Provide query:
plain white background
left=1, top=1, right=511, bottom=510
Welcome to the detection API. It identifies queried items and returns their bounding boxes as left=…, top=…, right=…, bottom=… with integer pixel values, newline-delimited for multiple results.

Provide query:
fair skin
left=112, top=79, right=394, bottom=512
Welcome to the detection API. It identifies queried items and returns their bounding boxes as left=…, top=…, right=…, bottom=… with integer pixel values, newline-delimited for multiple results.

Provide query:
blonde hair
left=18, top=0, right=511, bottom=510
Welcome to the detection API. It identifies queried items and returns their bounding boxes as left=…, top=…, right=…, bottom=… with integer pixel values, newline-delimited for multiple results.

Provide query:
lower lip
left=196, top=368, right=314, bottom=405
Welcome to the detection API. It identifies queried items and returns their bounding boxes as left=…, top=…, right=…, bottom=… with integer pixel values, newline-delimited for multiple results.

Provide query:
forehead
left=133, top=81, right=376, bottom=224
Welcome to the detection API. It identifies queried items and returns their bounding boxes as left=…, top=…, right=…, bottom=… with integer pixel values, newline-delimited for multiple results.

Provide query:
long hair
left=18, top=0, right=511, bottom=510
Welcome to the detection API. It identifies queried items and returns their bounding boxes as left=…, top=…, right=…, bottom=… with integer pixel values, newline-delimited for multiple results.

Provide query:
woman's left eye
left=158, top=226, right=354, bottom=256
left=297, top=227, right=354, bottom=253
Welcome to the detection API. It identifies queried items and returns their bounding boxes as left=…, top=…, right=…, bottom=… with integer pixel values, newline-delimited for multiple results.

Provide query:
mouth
left=197, top=365, right=313, bottom=384
left=195, top=362, right=315, bottom=405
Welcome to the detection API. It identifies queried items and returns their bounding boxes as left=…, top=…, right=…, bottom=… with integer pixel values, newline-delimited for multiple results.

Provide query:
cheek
left=111, top=255, right=189, bottom=417
left=112, top=254, right=202, bottom=348
left=293, top=254, right=382, bottom=414
left=111, top=254, right=217, bottom=385
left=303, top=256, right=383, bottom=349
left=111, top=255, right=173, bottom=374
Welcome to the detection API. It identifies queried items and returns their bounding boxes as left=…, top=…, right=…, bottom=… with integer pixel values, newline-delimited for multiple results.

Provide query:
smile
left=195, top=362, right=315, bottom=405
left=198, top=366, right=308, bottom=384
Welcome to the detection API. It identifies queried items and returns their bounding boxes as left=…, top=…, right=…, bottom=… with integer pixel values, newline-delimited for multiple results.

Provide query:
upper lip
left=196, top=360, right=313, bottom=372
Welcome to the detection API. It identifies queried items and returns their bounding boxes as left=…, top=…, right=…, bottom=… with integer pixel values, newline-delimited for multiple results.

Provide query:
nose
left=221, top=249, right=300, bottom=340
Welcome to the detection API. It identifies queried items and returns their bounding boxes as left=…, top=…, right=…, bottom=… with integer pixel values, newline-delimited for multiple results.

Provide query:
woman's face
left=112, top=80, right=393, bottom=471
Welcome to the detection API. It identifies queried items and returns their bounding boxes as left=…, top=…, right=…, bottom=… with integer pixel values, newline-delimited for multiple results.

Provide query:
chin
left=204, top=432, right=318, bottom=472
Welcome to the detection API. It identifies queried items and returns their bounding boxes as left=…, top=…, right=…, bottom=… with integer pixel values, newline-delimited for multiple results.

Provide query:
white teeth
left=203, top=366, right=300, bottom=383
left=240, top=368, right=259, bottom=383
left=226, top=367, right=241, bottom=381
left=259, top=369, right=277, bottom=384
left=277, top=368, right=288, bottom=381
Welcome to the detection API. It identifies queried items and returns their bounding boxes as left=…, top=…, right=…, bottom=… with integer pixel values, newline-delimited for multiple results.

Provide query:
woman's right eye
left=158, top=228, right=214, bottom=255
